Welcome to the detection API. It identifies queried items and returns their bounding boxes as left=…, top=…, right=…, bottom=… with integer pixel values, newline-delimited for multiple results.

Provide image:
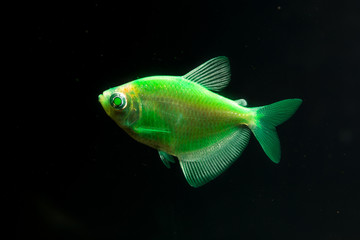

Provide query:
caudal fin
left=250, top=99, right=302, bottom=163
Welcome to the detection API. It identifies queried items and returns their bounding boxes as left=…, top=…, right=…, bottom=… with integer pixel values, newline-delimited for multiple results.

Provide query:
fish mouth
left=98, top=93, right=106, bottom=109
left=98, top=90, right=110, bottom=105
left=98, top=93, right=105, bottom=103
left=98, top=92, right=111, bottom=116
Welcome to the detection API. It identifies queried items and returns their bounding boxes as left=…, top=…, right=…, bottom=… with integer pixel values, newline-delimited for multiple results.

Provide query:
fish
left=98, top=56, right=302, bottom=187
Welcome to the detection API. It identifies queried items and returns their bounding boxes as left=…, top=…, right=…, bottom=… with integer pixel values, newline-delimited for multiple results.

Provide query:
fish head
left=98, top=83, right=140, bottom=128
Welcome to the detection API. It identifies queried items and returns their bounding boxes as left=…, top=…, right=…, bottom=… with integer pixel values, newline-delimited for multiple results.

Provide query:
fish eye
left=110, top=92, right=127, bottom=110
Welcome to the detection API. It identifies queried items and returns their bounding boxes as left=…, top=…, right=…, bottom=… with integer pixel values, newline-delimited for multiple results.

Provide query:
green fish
left=99, top=57, right=302, bottom=187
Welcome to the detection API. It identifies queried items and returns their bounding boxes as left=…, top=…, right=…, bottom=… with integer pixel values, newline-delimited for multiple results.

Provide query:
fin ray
left=250, top=99, right=302, bottom=163
left=183, top=56, right=231, bottom=91
left=178, top=127, right=250, bottom=187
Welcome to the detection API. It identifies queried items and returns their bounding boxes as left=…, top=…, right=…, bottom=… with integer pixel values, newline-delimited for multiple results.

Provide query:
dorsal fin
left=183, top=56, right=231, bottom=91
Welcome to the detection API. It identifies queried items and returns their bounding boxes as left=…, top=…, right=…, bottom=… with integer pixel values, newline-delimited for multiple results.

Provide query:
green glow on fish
left=99, top=56, right=302, bottom=187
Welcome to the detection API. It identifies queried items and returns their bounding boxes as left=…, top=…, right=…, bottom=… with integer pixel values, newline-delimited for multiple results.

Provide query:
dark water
left=13, top=1, right=359, bottom=239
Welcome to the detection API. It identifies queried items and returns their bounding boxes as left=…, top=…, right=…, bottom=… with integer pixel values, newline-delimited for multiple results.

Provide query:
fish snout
left=98, top=91, right=112, bottom=116
left=98, top=94, right=104, bottom=103
left=98, top=90, right=111, bottom=105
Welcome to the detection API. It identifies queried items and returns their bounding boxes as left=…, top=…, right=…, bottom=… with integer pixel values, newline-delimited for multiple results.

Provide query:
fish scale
left=131, top=77, right=243, bottom=154
left=99, top=56, right=302, bottom=187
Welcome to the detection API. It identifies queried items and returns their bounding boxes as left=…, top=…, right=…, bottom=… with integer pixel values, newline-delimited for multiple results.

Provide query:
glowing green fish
left=99, top=57, right=302, bottom=187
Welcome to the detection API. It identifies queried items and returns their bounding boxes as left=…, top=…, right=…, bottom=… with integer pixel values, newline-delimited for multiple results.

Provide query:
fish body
left=111, top=76, right=253, bottom=155
left=99, top=57, right=302, bottom=187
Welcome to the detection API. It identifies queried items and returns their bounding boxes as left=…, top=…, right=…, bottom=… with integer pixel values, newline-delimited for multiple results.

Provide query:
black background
left=13, top=0, right=359, bottom=239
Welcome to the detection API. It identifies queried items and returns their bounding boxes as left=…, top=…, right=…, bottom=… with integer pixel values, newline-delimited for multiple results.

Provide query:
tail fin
left=249, top=99, right=302, bottom=163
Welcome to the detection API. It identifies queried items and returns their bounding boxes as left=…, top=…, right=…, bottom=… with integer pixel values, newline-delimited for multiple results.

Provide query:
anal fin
left=178, top=126, right=250, bottom=187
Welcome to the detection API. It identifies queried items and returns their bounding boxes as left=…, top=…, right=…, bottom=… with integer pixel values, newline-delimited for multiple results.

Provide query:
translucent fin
left=159, top=151, right=175, bottom=169
left=183, top=56, right=231, bottom=91
left=250, top=99, right=302, bottom=163
left=178, top=127, right=250, bottom=187
left=158, top=151, right=175, bottom=168
left=235, top=99, right=247, bottom=106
